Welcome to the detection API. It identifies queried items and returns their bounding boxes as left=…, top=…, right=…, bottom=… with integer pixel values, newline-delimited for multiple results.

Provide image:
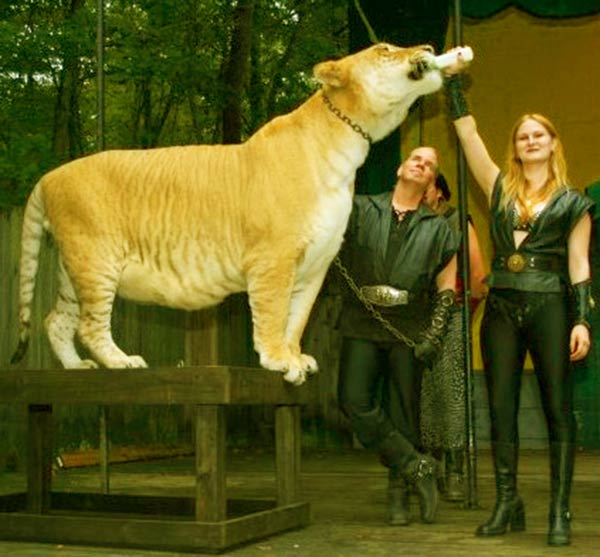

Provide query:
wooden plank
left=185, top=309, right=219, bottom=366
left=222, top=502, right=310, bottom=549
left=99, top=406, right=110, bottom=494
left=275, top=405, right=301, bottom=506
left=26, top=404, right=52, bottom=514
left=0, top=367, right=308, bottom=406
left=0, top=503, right=309, bottom=552
left=56, top=444, right=193, bottom=468
left=195, top=405, right=226, bottom=521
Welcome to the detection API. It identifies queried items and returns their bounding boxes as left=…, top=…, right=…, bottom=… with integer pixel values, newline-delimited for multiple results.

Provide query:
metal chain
left=322, top=94, right=373, bottom=145
left=333, top=257, right=416, bottom=348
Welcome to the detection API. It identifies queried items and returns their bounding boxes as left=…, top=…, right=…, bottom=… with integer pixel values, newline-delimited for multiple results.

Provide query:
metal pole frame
left=452, top=0, right=479, bottom=509
left=96, top=0, right=109, bottom=494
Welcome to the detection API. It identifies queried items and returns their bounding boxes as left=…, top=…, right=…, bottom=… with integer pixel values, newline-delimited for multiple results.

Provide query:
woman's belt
left=359, top=285, right=410, bottom=306
left=493, top=253, right=564, bottom=273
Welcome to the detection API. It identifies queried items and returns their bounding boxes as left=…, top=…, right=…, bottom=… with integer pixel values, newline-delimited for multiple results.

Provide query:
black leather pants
left=481, top=289, right=576, bottom=445
left=338, top=337, right=424, bottom=464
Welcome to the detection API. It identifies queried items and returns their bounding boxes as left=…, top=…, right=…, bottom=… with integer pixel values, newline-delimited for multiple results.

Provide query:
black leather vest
left=488, top=174, right=594, bottom=292
left=338, top=191, right=460, bottom=341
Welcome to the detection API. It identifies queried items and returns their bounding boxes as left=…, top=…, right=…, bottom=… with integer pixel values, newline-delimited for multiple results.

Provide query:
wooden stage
left=0, top=448, right=599, bottom=556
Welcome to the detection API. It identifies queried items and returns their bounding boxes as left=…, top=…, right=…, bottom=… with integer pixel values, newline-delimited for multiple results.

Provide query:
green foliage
left=0, top=0, right=347, bottom=207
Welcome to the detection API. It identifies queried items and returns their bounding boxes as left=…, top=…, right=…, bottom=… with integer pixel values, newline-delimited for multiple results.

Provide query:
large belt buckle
left=360, top=285, right=409, bottom=306
left=506, top=253, right=526, bottom=272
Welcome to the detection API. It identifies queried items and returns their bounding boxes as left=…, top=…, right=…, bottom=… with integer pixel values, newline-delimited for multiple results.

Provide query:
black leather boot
left=548, top=442, right=575, bottom=546
left=403, top=454, right=438, bottom=524
left=476, top=442, right=525, bottom=536
left=445, top=448, right=465, bottom=503
left=344, top=406, right=437, bottom=524
left=388, top=467, right=410, bottom=526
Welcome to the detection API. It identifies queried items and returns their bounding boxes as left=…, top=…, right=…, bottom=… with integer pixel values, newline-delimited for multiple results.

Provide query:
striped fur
left=11, top=43, right=443, bottom=385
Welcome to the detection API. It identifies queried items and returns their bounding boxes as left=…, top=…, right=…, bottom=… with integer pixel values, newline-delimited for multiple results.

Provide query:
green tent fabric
left=574, top=181, right=600, bottom=449
left=462, top=0, right=600, bottom=19
left=347, top=0, right=450, bottom=195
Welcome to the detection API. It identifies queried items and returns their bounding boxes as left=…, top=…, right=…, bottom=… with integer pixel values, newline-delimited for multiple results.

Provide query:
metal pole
left=96, top=0, right=109, bottom=494
left=452, top=0, right=479, bottom=509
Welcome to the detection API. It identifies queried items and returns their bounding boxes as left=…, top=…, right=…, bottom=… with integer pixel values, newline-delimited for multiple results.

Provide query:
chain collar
left=322, top=94, right=373, bottom=146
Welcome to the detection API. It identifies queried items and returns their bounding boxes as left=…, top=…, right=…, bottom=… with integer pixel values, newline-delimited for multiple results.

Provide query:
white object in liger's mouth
left=433, top=46, right=474, bottom=69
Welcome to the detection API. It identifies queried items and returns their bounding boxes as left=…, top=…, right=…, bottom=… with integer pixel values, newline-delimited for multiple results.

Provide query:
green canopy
left=462, top=0, right=600, bottom=18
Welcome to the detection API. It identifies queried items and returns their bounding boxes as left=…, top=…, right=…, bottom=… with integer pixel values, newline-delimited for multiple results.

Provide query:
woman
left=420, top=173, right=487, bottom=502
left=445, top=57, right=593, bottom=546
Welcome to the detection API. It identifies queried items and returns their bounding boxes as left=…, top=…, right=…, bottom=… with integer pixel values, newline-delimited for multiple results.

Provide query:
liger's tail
left=11, top=183, right=46, bottom=364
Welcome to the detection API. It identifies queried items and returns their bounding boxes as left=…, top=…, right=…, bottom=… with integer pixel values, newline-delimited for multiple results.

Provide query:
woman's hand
left=570, top=323, right=591, bottom=361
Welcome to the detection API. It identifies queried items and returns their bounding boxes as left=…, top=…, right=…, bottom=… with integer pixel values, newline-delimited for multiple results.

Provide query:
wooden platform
left=0, top=366, right=311, bottom=553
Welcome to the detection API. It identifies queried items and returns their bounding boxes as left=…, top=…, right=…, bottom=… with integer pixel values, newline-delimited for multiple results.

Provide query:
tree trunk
left=52, top=0, right=85, bottom=162
left=221, top=0, right=256, bottom=144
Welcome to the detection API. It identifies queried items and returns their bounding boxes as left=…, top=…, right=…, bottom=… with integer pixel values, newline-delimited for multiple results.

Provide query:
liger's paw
left=77, top=359, right=100, bottom=369
left=299, top=353, right=318, bottom=375
left=106, top=355, right=148, bottom=369
left=123, top=355, right=148, bottom=368
left=260, top=350, right=307, bottom=386
left=283, top=367, right=307, bottom=386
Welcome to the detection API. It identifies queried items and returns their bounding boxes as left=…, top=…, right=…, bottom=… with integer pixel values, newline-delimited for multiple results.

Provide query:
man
left=336, top=146, right=459, bottom=525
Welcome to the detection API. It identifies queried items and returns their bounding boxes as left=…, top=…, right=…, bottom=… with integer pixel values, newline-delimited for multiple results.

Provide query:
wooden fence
left=0, top=207, right=349, bottom=466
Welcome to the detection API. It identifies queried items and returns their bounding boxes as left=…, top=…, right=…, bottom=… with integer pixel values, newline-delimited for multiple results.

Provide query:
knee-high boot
left=388, top=466, right=410, bottom=525
left=378, top=429, right=439, bottom=524
left=548, top=442, right=575, bottom=546
left=347, top=406, right=438, bottom=524
left=475, top=442, right=525, bottom=536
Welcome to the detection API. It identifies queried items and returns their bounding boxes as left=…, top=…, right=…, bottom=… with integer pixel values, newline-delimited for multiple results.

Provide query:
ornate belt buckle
left=360, top=285, right=409, bottom=306
left=506, top=253, right=526, bottom=272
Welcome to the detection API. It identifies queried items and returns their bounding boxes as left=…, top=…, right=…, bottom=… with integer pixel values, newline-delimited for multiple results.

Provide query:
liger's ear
left=313, top=60, right=346, bottom=88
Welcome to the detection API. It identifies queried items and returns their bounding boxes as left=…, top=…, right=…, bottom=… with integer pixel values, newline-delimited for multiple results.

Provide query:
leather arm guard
left=444, top=75, right=470, bottom=120
left=414, top=289, right=456, bottom=365
left=572, top=279, right=594, bottom=331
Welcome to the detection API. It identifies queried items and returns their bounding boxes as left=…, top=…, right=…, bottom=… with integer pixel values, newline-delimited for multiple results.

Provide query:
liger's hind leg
left=68, top=256, right=147, bottom=369
left=45, top=259, right=97, bottom=368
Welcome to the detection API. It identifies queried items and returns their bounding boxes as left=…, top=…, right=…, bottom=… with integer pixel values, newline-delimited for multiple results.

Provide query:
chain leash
left=322, top=94, right=373, bottom=145
left=333, top=257, right=416, bottom=348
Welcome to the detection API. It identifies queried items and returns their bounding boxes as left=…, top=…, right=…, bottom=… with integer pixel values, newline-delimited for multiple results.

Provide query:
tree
left=221, top=0, right=256, bottom=144
left=0, top=0, right=346, bottom=206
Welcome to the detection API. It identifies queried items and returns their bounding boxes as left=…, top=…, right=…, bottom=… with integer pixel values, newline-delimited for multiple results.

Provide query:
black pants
left=481, top=289, right=575, bottom=445
left=338, top=337, right=424, bottom=451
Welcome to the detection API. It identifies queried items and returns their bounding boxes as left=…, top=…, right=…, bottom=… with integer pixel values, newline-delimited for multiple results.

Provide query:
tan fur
left=13, top=43, right=443, bottom=384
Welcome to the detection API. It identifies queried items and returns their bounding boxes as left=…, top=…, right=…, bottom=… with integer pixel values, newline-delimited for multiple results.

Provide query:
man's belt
left=359, top=285, right=410, bottom=306
left=494, top=253, right=564, bottom=273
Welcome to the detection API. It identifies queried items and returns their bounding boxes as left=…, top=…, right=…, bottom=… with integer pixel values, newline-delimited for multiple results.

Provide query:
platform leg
left=195, top=404, right=226, bottom=521
left=99, top=406, right=110, bottom=494
left=275, top=405, right=301, bottom=506
left=27, top=404, right=53, bottom=514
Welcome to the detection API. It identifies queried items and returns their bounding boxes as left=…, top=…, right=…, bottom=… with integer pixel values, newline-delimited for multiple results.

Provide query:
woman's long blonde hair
left=500, top=114, right=569, bottom=215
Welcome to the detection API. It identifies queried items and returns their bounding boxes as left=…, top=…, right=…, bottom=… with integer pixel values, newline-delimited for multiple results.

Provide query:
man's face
left=397, top=147, right=438, bottom=189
